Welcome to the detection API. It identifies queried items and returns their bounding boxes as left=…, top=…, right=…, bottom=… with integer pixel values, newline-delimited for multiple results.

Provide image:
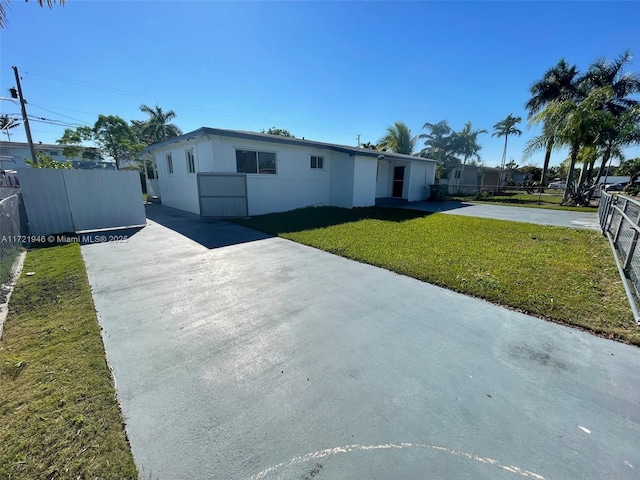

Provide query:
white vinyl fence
left=18, top=169, right=146, bottom=236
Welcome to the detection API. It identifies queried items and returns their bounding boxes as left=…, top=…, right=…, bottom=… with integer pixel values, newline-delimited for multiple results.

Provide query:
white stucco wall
left=154, top=139, right=202, bottom=214
left=207, top=136, right=333, bottom=215
left=352, top=156, right=378, bottom=207
left=376, top=160, right=390, bottom=198
left=330, top=152, right=354, bottom=208
left=407, top=161, right=434, bottom=201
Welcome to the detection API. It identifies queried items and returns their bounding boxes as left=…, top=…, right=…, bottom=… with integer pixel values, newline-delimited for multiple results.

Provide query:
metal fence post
left=613, top=196, right=628, bottom=245
left=624, top=210, right=640, bottom=271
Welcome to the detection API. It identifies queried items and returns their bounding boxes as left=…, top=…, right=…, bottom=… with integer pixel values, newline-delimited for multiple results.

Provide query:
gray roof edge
left=143, top=127, right=438, bottom=163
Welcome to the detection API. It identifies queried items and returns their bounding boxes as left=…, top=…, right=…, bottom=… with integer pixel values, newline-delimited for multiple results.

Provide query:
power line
left=28, top=103, right=92, bottom=126
left=1, top=65, right=356, bottom=139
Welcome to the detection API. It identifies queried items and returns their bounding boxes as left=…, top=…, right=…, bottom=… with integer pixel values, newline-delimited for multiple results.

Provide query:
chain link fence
left=0, top=194, right=27, bottom=294
left=599, top=192, right=640, bottom=324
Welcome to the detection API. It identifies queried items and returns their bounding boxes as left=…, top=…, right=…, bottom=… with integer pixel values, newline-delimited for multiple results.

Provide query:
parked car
left=547, top=180, right=565, bottom=189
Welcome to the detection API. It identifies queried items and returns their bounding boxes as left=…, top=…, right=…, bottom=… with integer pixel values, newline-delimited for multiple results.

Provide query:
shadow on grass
left=234, top=206, right=434, bottom=235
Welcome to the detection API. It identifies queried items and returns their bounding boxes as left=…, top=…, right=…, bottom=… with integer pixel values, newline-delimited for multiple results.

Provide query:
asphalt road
left=81, top=205, right=639, bottom=480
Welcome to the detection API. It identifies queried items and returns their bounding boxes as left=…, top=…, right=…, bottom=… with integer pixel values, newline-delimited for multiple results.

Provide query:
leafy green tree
left=492, top=114, right=522, bottom=187
left=520, top=165, right=543, bottom=183
left=378, top=121, right=416, bottom=155
left=133, top=104, right=182, bottom=144
left=57, top=126, right=96, bottom=159
left=25, top=151, right=71, bottom=169
left=93, top=115, right=143, bottom=170
left=525, top=59, right=581, bottom=188
left=261, top=127, right=294, bottom=137
left=618, top=157, right=640, bottom=183
left=0, top=114, right=20, bottom=140
left=359, top=141, right=378, bottom=150
left=1, top=0, right=64, bottom=28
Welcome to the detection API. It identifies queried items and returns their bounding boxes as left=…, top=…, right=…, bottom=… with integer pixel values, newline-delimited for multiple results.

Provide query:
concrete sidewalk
left=397, top=201, right=600, bottom=230
left=82, top=206, right=639, bottom=480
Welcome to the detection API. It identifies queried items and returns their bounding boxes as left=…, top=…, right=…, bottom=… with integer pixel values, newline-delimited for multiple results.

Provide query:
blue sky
left=1, top=0, right=639, bottom=167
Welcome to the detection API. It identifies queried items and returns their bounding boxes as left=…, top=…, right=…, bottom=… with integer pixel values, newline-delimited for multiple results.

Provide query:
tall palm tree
left=377, top=121, right=416, bottom=155
left=525, top=59, right=580, bottom=188
left=136, top=104, right=182, bottom=144
left=0, top=114, right=20, bottom=141
left=1, top=0, right=64, bottom=28
left=580, top=51, right=640, bottom=185
left=492, top=114, right=522, bottom=188
left=450, top=121, right=487, bottom=193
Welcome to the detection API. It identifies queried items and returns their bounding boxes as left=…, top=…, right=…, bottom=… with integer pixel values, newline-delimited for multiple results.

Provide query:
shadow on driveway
left=145, top=203, right=271, bottom=249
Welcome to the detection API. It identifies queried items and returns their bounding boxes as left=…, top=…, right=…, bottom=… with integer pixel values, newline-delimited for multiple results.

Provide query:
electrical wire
left=0, top=65, right=354, bottom=138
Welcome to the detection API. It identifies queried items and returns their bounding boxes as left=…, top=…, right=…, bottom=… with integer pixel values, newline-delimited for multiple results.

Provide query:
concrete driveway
left=397, top=201, right=600, bottom=230
left=81, top=205, right=639, bottom=480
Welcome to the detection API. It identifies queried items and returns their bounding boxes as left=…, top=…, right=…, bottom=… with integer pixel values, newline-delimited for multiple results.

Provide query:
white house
left=145, top=127, right=438, bottom=217
left=0, top=141, right=114, bottom=170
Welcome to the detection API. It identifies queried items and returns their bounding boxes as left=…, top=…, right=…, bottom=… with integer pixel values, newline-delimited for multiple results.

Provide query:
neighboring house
left=0, top=141, right=114, bottom=170
left=446, top=165, right=500, bottom=195
left=144, top=127, right=438, bottom=216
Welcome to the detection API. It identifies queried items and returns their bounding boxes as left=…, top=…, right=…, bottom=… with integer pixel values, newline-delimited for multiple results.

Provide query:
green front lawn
left=236, top=207, right=638, bottom=344
left=447, top=191, right=597, bottom=212
left=0, top=244, right=137, bottom=479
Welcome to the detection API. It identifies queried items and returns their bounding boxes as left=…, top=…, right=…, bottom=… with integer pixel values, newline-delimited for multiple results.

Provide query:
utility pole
left=357, top=134, right=361, bottom=147
left=12, top=66, right=38, bottom=166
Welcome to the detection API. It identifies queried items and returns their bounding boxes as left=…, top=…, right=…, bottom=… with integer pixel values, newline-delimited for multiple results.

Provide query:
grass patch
left=236, top=207, right=638, bottom=344
left=0, top=244, right=137, bottom=479
left=447, top=192, right=596, bottom=212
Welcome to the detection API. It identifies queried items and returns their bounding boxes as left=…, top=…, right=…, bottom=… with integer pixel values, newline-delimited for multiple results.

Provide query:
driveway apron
left=81, top=206, right=639, bottom=480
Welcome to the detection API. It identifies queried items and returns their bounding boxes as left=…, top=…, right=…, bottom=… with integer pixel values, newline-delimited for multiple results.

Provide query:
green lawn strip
left=236, top=207, right=638, bottom=345
left=0, top=244, right=137, bottom=479
left=447, top=195, right=596, bottom=212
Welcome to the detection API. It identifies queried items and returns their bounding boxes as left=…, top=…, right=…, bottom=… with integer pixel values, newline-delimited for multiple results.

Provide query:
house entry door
left=392, top=166, right=405, bottom=198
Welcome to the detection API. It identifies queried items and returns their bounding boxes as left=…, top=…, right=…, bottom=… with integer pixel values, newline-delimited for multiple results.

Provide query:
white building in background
left=0, top=141, right=114, bottom=170
left=144, top=127, right=439, bottom=217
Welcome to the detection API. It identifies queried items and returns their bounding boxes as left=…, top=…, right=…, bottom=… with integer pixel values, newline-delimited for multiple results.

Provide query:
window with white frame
left=310, top=155, right=324, bottom=169
left=454, top=170, right=461, bottom=179
left=235, top=149, right=277, bottom=174
left=186, top=149, right=195, bottom=174
left=166, top=153, right=174, bottom=174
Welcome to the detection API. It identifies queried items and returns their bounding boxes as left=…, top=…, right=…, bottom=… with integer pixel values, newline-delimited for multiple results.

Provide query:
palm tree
left=580, top=51, right=640, bottom=185
left=0, top=114, right=20, bottom=141
left=377, top=121, right=416, bottom=155
left=533, top=88, right=608, bottom=204
left=136, top=104, right=182, bottom=144
left=525, top=59, right=580, bottom=188
left=419, top=120, right=459, bottom=181
left=450, top=121, right=487, bottom=193
left=492, top=114, right=522, bottom=189
left=1, top=0, right=64, bottom=28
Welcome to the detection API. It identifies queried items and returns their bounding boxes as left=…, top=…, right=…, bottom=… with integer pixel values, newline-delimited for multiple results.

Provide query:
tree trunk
left=562, top=143, right=579, bottom=205
left=586, top=156, right=597, bottom=184
left=499, top=136, right=508, bottom=190
left=540, top=138, right=554, bottom=192
left=593, top=144, right=612, bottom=186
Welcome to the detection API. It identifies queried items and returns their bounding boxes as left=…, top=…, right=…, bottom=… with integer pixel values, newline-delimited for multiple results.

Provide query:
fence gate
left=197, top=173, right=248, bottom=218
